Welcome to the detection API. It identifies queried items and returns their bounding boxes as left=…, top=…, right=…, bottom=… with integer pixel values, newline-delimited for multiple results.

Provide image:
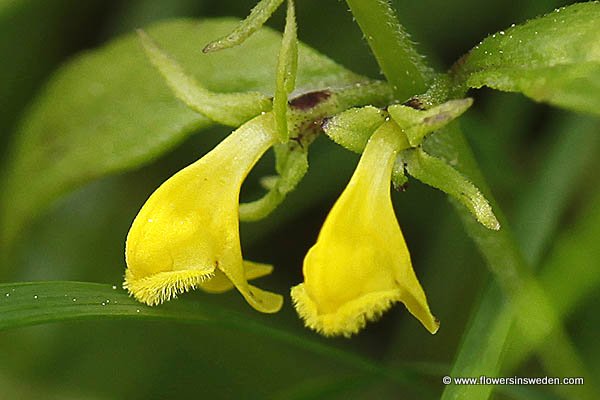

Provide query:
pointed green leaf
left=402, top=148, right=500, bottom=230
left=203, top=0, right=284, bottom=53
left=454, top=3, right=600, bottom=115
left=273, top=0, right=298, bottom=142
left=0, top=18, right=371, bottom=250
left=138, top=29, right=271, bottom=126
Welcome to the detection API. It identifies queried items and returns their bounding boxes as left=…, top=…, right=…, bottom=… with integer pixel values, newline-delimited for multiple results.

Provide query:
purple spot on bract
left=403, top=98, right=424, bottom=110
left=289, top=90, right=332, bottom=110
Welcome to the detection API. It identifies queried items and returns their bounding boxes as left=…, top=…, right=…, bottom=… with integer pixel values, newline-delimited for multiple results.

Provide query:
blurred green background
left=0, top=0, right=598, bottom=399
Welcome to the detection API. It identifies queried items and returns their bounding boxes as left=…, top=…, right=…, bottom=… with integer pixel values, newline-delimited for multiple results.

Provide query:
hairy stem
left=345, top=0, right=430, bottom=100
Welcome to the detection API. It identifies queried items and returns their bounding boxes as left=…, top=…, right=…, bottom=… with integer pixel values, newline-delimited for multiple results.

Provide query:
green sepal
left=388, top=98, right=473, bottom=147
left=203, top=0, right=285, bottom=53
left=402, top=147, right=500, bottom=230
left=138, top=30, right=271, bottom=126
left=391, top=157, right=409, bottom=190
left=322, top=106, right=387, bottom=153
left=239, top=145, right=308, bottom=221
left=273, top=0, right=298, bottom=142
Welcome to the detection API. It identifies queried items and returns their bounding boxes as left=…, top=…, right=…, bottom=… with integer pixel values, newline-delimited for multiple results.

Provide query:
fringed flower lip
left=291, top=121, right=439, bottom=337
left=124, top=112, right=283, bottom=313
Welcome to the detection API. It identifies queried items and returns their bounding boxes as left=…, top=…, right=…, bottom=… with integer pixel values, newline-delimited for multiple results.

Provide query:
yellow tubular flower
left=124, top=113, right=283, bottom=313
left=291, top=121, right=439, bottom=337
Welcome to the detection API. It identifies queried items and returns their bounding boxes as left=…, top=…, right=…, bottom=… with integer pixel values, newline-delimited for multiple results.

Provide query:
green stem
left=345, top=0, right=430, bottom=100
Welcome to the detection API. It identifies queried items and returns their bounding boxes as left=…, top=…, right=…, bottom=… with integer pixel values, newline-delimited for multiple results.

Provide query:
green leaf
left=137, top=29, right=271, bottom=126
left=0, top=18, right=369, bottom=251
left=453, top=2, right=600, bottom=115
left=402, top=147, right=500, bottom=230
left=0, top=281, right=424, bottom=387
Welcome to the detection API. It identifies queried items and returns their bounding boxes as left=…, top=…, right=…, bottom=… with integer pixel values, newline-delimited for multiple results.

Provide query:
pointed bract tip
left=202, top=42, right=220, bottom=53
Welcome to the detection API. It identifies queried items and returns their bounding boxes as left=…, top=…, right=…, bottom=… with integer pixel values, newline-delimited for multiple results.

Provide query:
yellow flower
left=291, top=121, right=439, bottom=336
left=124, top=113, right=283, bottom=313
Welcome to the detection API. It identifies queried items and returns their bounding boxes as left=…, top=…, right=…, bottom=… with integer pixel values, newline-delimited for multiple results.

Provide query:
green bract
left=401, top=148, right=500, bottom=230
left=322, top=106, right=387, bottom=154
left=388, top=98, right=473, bottom=146
left=322, top=99, right=498, bottom=231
